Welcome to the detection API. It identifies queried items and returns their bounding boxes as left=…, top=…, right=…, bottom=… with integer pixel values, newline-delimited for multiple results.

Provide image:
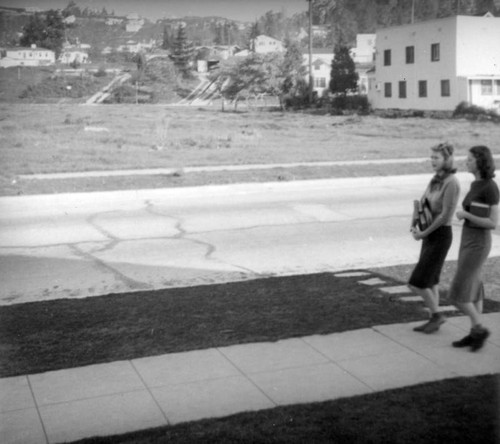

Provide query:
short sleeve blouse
left=462, top=179, right=500, bottom=228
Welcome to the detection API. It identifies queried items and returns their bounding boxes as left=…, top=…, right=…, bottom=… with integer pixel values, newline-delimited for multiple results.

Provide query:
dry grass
left=1, top=104, right=499, bottom=176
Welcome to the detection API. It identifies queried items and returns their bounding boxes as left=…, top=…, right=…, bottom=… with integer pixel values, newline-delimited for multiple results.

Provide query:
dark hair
left=470, top=145, right=496, bottom=179
left=431, top=142, right=456, bottom=174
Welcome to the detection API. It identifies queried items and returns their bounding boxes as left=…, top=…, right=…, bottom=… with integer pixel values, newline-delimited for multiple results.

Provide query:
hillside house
left=368, top=14, right=500, bottom=113
left=59, top=50, right=89, bottom=65
left=303, top=49, right=334, bottom=96
left=350, top=34, right=376, bottom=64
left=252, top=35, right=284, bottom=54
left=106, top=17, right=123, bottom=25
left=0, top=44, right=55, bottom=68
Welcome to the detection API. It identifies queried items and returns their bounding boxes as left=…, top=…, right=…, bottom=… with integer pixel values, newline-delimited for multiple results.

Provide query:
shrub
left=329, top=94, right=370, bottom=115
left=94, top=67, right=107, bottom=77
left=453, top=101, right=500, bottom=122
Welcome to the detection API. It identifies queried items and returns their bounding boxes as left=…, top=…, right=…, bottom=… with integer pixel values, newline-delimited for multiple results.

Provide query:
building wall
left=0, top=47, right=55, bottom=67
left=350, top=34, right=376, bottom=64
left=455, top=15, right=500, bottom=76
left=254, top=35, right=284, bottom=54
left=369, top=15, right=500, bottom=112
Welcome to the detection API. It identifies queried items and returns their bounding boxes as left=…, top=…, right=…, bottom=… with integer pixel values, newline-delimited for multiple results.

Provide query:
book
left=469, top=201, right=490, bottom=228
left=470, top=201, right=490, bottom=217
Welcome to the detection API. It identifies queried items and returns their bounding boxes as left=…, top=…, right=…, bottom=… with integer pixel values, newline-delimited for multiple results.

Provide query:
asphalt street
left=1, top=172, right=499, bottom=305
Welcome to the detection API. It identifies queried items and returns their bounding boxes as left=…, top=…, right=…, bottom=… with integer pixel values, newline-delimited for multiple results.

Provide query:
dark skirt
left=409, top=225, right=453, bottom=289
left=449, top=226, right=491, bottom=303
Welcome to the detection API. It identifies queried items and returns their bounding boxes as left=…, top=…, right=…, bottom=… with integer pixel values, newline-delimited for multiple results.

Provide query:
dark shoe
left=469, top=327, right=490, bottom=352
left=423, top=313, right=446, bottom=334
left=452, top=334, right=474, bottom=348
left=413, top=320, right=431, bottom=332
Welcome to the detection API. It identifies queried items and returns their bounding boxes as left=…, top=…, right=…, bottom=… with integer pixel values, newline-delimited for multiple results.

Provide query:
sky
left=0, top=0, right=309, bottom=21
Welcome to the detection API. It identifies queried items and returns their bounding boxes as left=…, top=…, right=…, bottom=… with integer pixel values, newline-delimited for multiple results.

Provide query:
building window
left=384, top=82, right=392, bottom=97
left=495, top=80, right=500, bottom=94
left=418, top=80, right=427, bottom=97
left=481, top=80, right=493, bottom=95
left=384, top=49, right=391, bottom=66
left=441, top=80, right=451, bottom=97
left=405, top=46, right=414, bottom=64
left=314, top=77, right=326, bottom=88
left=399, top=81, right=407, bottom=98
left=431, top=43, right=440, bottom=62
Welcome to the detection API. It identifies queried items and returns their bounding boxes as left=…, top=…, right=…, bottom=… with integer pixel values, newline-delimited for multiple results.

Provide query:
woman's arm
left=457, top=204, right=498, bottom=230
left=414, top=179, right=459, bottom=239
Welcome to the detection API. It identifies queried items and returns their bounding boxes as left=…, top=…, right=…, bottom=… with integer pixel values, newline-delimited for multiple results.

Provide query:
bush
left=329, top=94, right=370, bottom=115
left=94, top=67, right=107, bottom=77
left=453, top=101, right=500, bottom=122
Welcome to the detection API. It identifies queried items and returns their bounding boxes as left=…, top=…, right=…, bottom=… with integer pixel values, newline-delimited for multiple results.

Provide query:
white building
left=0, top=45, right=55, bottom=68
left=59, top=50, right=89, bottom=65
left=368, top=14, right=500, bottom=113
left=252, top=35, right=284, bottom=54
left=350, top=34, right=376, bottom=64
left=303, top=49, right=334, bottom=96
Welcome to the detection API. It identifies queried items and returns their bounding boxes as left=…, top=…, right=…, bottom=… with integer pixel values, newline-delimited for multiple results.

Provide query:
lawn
left=1, top=104, right=500, bottom=196
left=71, top=374, right=499, bottom=444
left=1, top=105, right=499, bottom=443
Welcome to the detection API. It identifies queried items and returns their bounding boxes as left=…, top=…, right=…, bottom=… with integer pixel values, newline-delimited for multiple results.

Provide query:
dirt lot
left=1, top=104, right=499, bottom=196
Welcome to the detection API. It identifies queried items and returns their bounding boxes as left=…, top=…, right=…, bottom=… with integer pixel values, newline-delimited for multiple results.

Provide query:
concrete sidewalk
left=2, top=312, right=499, bottom=444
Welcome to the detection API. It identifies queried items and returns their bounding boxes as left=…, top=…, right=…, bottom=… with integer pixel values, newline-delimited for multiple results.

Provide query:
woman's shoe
left=413, top=320, right=431, bottom=332
left=423, top=313, right=446, bottom=334
left=452, top=334, right=474, bottom=348
left=469, top=327, right=490, bottom=352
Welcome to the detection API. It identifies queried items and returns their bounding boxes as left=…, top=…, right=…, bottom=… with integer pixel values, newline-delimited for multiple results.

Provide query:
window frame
left=405, top=46, right=414, bottom=64
left=481, top=80, right=493, bottom=95
left=384, top=82, right=392, bottom=98
left=431, top=43, right=440, bottom=62
left=398, top=81, right=407, bottom=98
left=441, top=79, right=450, bottom=97
left=418, top=80, right=427, bottom=98
left=383, top=49, right=391, bottom=66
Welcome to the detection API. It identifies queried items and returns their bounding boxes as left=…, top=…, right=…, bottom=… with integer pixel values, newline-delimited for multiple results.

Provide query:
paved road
left=1, top=173, right=499, bottom=305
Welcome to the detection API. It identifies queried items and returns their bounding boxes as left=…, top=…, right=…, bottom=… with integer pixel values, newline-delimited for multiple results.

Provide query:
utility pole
left=307, top=0, right=313, bottom=104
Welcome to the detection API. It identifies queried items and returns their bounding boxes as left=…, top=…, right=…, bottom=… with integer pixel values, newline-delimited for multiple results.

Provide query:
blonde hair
left=431, top=142, right=456, bottom=173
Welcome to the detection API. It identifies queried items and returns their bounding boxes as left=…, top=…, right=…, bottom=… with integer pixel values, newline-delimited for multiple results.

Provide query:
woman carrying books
left=409, top=143, right=460, bottom=333
left=449, top=145, right=499, bottom=351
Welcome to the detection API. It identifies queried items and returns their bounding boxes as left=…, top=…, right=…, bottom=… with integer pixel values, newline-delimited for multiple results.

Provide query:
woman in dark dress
left=449, top=145, right=499, bottom=351
left=408, top=143, right=460, bottom=333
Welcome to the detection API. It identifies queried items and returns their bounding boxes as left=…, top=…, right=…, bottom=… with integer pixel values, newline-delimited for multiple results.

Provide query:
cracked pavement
left=1, top=173, right=499, bottom=305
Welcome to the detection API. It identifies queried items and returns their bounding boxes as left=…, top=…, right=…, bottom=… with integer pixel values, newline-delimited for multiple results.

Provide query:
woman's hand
left=411, top=226, right=423, bottom=240
left=456, top=210, right=467, bottom=221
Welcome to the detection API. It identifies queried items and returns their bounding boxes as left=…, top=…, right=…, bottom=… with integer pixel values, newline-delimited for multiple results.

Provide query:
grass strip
left=71, top=374, right=499, bottom=444
left=1, top=270, right=499, bottom=378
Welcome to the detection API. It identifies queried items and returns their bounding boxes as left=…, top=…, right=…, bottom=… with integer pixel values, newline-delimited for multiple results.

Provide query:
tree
left=20, top=10, right=65, bottom=57
left=162, top=26, right=172, bottom=50
left=281, top=39, right=306, bottom=94
left=329, top=44, right=358, bottom=96
left=170, top=25, right=195, bottom=77
left=247, top=21, right=260, bottom=51
left=62, top=0, right=80, bottom=17
left=213, top=52, right=285, bottom=110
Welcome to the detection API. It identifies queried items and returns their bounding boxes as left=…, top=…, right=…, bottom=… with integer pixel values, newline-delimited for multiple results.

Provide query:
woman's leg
left=409, top=285, right=445, bottom=333
left=409, top=285, right=439, bottom=313
left=455, top=302, right=481, bottom=327
left=453, top=301, right=489, bottom=351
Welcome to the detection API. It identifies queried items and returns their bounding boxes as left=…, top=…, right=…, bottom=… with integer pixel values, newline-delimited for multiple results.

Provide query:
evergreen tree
left=281, top=39, right=306, bottom=95
left=247, top=21, right=260, bottom=51
left=214, top=24, right=223, bottom=45
left=20, top=10, right=65, bottom=57
left=162, top=25, right=172, bottom=50
left=171, top=25, right=195, bottom=77
left=329, top=44, right=358, bottom=96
